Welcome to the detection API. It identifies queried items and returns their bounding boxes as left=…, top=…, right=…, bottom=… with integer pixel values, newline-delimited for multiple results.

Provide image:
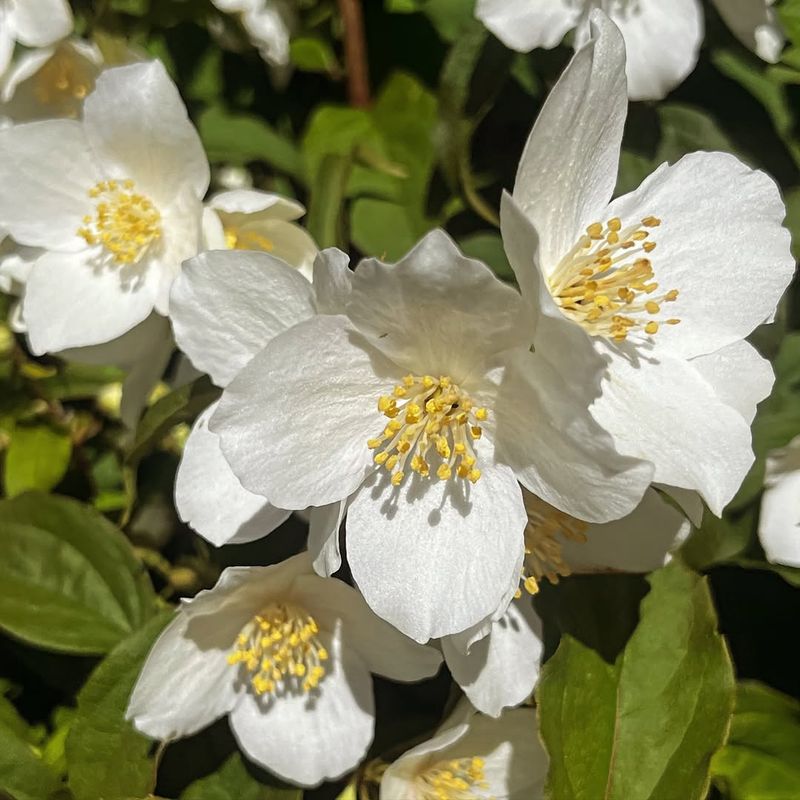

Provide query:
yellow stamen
left=227, top=602, right=329, bottom=696
left=417, top=756, right=488, bottom=800
left=77, top=179, right=162, bottom=265
left=224, top=226, right=274, bottom=252
left=34, top=46, right=95, bottom=117
left=548, top=216, right=680, bottom=342
left=368, top=375, right=487, bottom=488
left=519, top=492, right=588, bottom=595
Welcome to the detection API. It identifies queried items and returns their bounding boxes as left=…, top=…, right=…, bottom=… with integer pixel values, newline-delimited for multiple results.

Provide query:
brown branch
left=337, top=0, right=371, bottom=107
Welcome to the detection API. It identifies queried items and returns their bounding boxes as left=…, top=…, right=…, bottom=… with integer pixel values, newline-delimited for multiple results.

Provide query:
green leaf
left=0, top=493, right=157, bottom=654
left=656, top=104, right=739, bottom=164
left=4, top=423, right=72, bottom=498
left=537, top=561, right=735, bottom=800
left=711, top=682, right=800, bottom=799
left=198, top=106, right=304, bottom=180
left=0, top=718, right=61, bottom=800
left=306, top=153, right=352, bottom=249
left=180, top=752, right=302, bottom=800
left=458, top=232, right=513, bottom=281
left=127, top=376, right=219, bottom=466
left=66, top=612, right=172, bottom=800
left=290, top=36, right=340, bottom=75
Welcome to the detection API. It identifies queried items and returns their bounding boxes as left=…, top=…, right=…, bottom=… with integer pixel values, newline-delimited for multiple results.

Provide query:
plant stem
left=337, top=0, right=371, bottom=107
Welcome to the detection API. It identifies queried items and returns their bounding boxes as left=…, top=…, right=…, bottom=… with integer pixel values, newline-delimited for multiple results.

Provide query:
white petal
left=290, top=574, right=442, bottom=681
left=759, top=436, right=800, bottom=567
left=83, top=61, right=209, bottom=205
left=1, top=46, right=56, bottom=103
left=212, top=314, right=397, bottom=509
left=23, top=249, right=158, bottom=354
left=346, top=456, right=526, bottom=643
left=208, top=188, right=304, bottom=220
left=592, top=346, right=755, bottom=516
left=511, top=11, right=626, bottom=275
left=170, top=249, right=315, bottom=387
left=443, top=599, right=543, bottom=717
left=475, top=0, right=578, bottom=51
left=11, top=0, right=73, bottom=48
left=0, top=20, right=13, bottom=77
left=175, top=402, right=291, bottom=547
left=0, top=120, right=98, bottom=250
left=660, top=484, right=705, bottom=527
left=602, top=0, right=703, bottom=101
left=308, top=501, right=345, bottom=577
left=254, top=219, right=318, bottom=281
left=690, top=339, right=774, bottom=425
left=562, top=487, right=691, bottom=573
left=712, top=0, right=785, bottom=62
left=229, top=631, right=374, bottom=787
left=606, top=152, right=793, bottom=359
left=348, top=229, right=527, bottom=378
left=488, top=347, right=653, bottom=523
left=127, top=608, right=241, bottom=740
left=313, top=247, right=352, bottom=314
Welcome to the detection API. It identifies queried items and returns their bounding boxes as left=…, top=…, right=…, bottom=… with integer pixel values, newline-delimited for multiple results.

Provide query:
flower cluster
left=0, top=5, right=795, bottom=797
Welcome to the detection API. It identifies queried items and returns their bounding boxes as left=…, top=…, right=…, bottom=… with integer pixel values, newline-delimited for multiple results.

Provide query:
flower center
left=33, top=48, right=94, bottom=116
left=417, top=757, right=488, bottom=800
left=518, top=493, right=588, bottom=596
left=368, top=375, right=488, bottom=487
left=224, top=226, right=274, bottom=252
left=78, top=180, right=162, bottom=265
left=227, top=602, right=329, bottom=696
left=548, top=216, right=680, bottom=342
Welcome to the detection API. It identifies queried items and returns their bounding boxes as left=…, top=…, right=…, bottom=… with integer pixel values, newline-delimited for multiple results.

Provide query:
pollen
left=227, top=602, right=329, bottom=696
left=224, top=226, right=274, bottom=252
left=368, top=375, right=488, bottom=488
left=33, top=47, right=95, bottom=117
left=548, top=215, right=680, bottom=342
left=417, top=756, right=488, bottom=800
left=77, top=180, right=162, bottom=265
left=517, top=493, right=588, bottom=597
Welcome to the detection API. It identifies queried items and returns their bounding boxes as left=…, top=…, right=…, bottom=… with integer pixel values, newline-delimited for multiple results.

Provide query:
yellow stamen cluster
left=368, top=375, right=488, bottom=488
left=518, top=493, right=588, bottom=597
left=78, top=180, right=162, bottom=265
left=224, top=226, right=274, bottom=252
left=34, top=48, right=94, bottom=117
left=549, top=215, right=680, bottom=341
left=417, top=757, right=488, bottom=800
left=227, top=603, right=329, bottom=696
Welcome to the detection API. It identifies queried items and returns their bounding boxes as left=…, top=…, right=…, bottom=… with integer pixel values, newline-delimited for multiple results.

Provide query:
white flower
left=202, top=189, right=318, bottom=281
left=500, top=11, right=794, bottom=517
left=127, top=553, right=441, bottom=787
left=171, top=215, right=320, bottom=547
left=0, top=39, right=103, bottom=124
left=441, top=487, right=689, bottom=717
left=210, top=0, right=293, bottom=67
left=475, top=0, right=783, bottom=101
left=0, top=0, right=73, bottom=78
left=0, top=60, right=209, bottom=355
left=379, top=701, right=548, bottom=800
left=198, top=229, right=650, bottom=642
left=758, top=435, right=800, bottom=567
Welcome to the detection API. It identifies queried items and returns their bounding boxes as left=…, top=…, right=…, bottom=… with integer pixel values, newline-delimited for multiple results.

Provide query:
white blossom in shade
left=500, top=10, right=794, bottom=518
left=475, top=0, right=784, bottom=101
left=440, top=486, right=689, bottom=717
left=0, top=39, right=102, bottom=123
left=758, top=435, right=800, bottom=567
left=202, top=189, right=318, bottom=281
left=206, top=229, right=651, bottom=643
left=169, top=242, right=329, bottom=548
left=379, top=700, right=548, bottom=800
left=0, top=60, right=209, bottom=355
left=0, top=0, right=73, bottom=78
left=127, top=553, right=442, bottom=788
left=210, top=0, right=293, bottom=67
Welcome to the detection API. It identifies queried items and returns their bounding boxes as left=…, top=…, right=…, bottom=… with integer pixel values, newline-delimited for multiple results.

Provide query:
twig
left=337, top=0, right=371, bottom=107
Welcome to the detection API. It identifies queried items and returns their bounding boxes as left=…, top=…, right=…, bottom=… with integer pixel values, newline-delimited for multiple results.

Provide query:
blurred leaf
left=711, top=681, right=800, bottom=799
left=458, top=232, right=513, bottom=281
left=290, top=36, right=340, bottom=75
left=307, top=153, right=351, bottom=249
left=3, top=424, right=72, bottom=498
left=35, top=362, right=124, bottom=402
left=66, top=612, right=171, bottom=800
left=0, top=720, right=62, bottom=800
left=180, top=752, right=302, bottom=800
left=537, top=561, right=734, bottom=800
left=128, top=376, right=219, bottom=467
left=199, top=106, right=304, bottom=180
left=0, top=493, right=157, bottom=654
left=656, top=103, right=739, bottom=164
left=680, top=509, right=756, bottom=572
